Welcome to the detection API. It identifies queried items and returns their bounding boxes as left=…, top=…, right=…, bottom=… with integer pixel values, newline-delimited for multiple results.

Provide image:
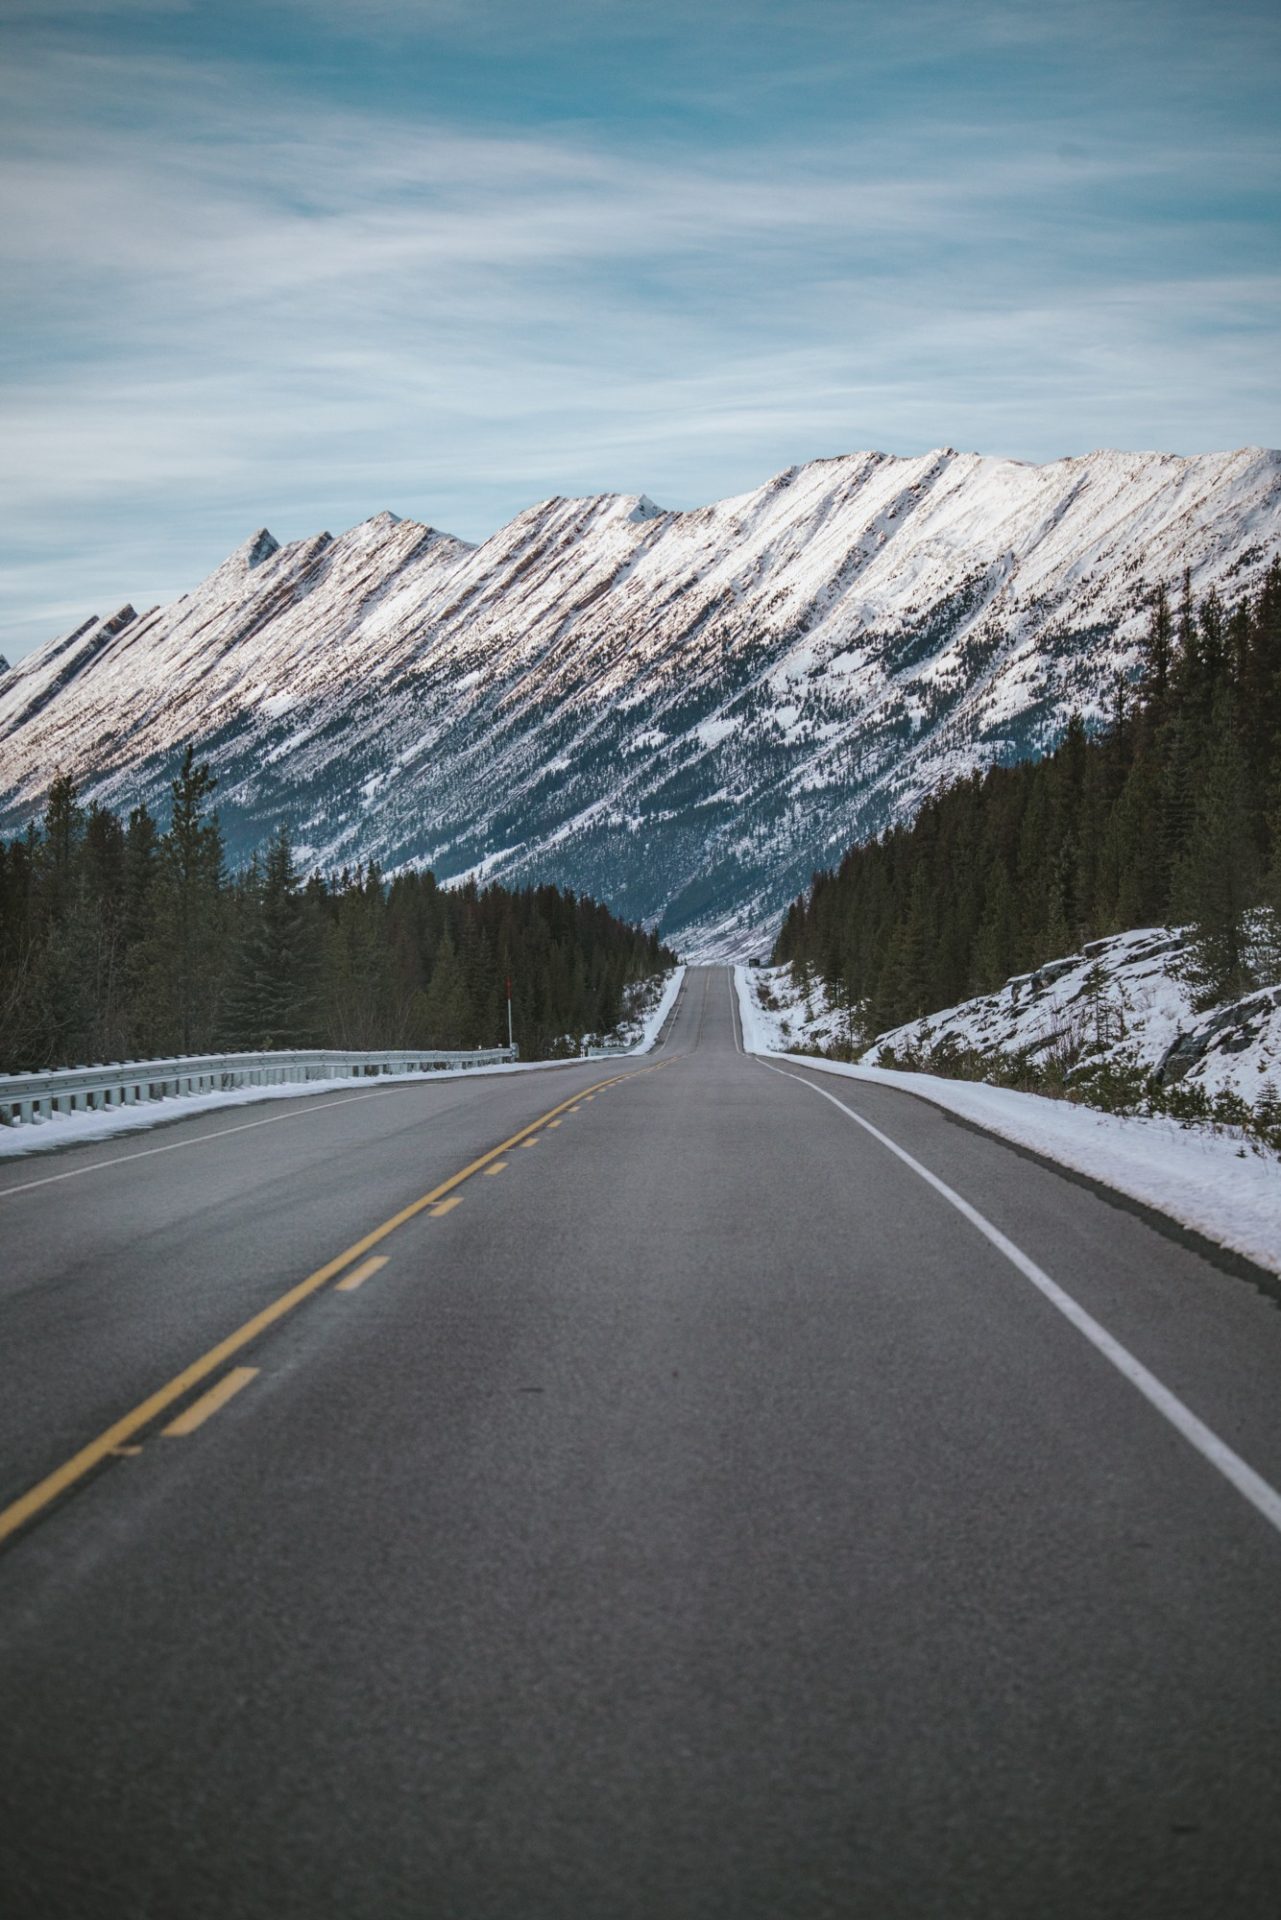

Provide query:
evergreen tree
left=416, top=930, right=471, bottom=1048
left=1175, top=692, right=1256, bottom=1007
left=223, top=829, right=318, bottom=1047
left=144, top=746, right=226, bottom=1052
left=1141, top=583, right=1173, bottom=703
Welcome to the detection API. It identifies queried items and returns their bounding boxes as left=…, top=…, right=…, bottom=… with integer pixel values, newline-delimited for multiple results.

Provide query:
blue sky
left=2, top=0, right=1278, bottom=660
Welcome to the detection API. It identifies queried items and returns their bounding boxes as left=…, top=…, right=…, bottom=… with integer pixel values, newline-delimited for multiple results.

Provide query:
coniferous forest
left=0, top=749, right=675, bottom=1072
left=774, top=561, right=1281, bottom=1034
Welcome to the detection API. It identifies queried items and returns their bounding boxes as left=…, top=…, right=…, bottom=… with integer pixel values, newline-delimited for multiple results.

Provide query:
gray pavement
left=2, top=966, right=1280, bottom=1918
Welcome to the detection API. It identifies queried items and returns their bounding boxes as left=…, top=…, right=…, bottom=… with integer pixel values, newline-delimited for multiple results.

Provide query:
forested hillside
left=0, top=750, right=674, bottom=1072
left=774, top=561, right=1281, bottom=1032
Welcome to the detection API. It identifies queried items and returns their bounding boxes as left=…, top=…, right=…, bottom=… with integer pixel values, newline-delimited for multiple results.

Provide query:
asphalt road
left=2, top=966, right=1281, bottom=1918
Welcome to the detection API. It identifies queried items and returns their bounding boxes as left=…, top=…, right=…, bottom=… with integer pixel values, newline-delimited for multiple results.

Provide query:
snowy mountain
left=1, top=447, right=1279, bottom=957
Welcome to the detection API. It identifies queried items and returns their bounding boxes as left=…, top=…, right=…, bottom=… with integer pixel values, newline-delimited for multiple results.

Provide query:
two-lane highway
left=2, top=967, right=1281, bottom=1917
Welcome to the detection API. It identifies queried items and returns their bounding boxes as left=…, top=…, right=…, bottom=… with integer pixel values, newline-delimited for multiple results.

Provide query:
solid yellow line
left=430, top=1196, right=462, bottom=1216
left=163, top=1367, right=259, bottom=1437
left=336, top=1254, right=389, bottom=1293
left=0, top=1066, right=640, bottom=1548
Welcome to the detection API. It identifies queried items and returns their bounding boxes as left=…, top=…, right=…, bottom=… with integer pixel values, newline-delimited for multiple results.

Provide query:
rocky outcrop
left=1156, top=986, right=1281, bottom=1084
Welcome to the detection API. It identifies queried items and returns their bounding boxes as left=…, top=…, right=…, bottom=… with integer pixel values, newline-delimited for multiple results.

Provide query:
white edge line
left=0, top=1087, right=403, bottom=1197
left=762, top=1058, right=1281, bottom=1542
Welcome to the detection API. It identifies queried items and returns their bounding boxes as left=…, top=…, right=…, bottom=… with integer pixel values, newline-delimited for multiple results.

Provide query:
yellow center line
left=0, top=1063, right=651, bottom=1549
left=163, top=1367, right=259, bottom=1437
left=336, top=1255, right=389, bottom=1293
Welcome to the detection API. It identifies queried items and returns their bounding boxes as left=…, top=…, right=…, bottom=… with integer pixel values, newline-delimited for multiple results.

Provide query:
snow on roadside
left=865, top=927, right=1281, bottom=1103
left=740, top=932, right=1281, bottom=1106
left=734, top=966, right=1281, bottom=1276
left=736, top=961, right=843, bottom=1054
left=0, top=968, right=685, bottom=1164
left=0, top=1059, right=578, bottom=1164
left=622, top=965, right=686, bottom=1053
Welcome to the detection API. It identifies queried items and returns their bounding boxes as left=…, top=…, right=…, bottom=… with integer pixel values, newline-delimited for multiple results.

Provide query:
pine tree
left=416, top=930, right=471, bottom=1048
left=222, top=828, right=318, bottom=1048
left=1175, top=692, right=1257, bottom=1007
left=1141, top=583, right=1174, bottom=704
left=144, top=746, right=226, bottom=1052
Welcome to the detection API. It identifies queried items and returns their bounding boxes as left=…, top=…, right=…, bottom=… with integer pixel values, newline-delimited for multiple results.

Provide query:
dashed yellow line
left=336, top=1255, right=389, bottom=1293
left=163, top=1367, right=259, bottom=1437
left=430, top=1196, right=463, bottom=1217
left=0, top=1060, right=668, bottom=1549
left=483, top=1161, right=508, bottom=1176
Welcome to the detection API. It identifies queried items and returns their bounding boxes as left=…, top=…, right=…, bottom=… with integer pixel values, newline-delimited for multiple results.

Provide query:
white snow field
left=735, top=965, right=1281, bottom=1277
left=0, top=970, right=684, bottom=1164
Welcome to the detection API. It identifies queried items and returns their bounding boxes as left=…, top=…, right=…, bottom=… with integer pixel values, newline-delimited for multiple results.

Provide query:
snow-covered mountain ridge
left=2, top=446, right=1278, bottom=956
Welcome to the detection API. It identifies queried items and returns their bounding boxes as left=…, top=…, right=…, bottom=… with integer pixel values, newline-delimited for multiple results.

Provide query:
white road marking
left=765, top=1059, right=1281, bottom=1543
left=0, top=1087, right=405, bottom=1199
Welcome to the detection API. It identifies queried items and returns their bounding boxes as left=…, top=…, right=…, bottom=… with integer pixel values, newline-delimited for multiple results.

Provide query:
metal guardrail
left=0, top=1045, right=519, bottom=1128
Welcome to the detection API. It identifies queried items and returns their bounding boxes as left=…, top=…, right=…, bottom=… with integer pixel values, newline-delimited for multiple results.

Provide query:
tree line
left=0, top=748, right=676, bottom=1072
left=773, top=560, right=1281, bottom=1035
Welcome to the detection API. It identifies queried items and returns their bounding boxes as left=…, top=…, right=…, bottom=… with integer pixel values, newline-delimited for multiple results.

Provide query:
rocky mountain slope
left=2, top=446, right=1278, bottom=956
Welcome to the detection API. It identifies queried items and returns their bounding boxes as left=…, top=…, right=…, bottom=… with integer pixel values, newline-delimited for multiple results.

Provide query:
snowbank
left=626, top=964, right=686, bottom=1053
left=741, top=932, right=1281, bottom=1108
left=867, top=927, right=1281, bottom=1103
left=734, top=966, right=1281, bottom=1276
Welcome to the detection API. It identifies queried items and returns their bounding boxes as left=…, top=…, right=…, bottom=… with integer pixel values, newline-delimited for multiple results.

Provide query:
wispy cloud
left=1, top=4, right=1278, bottom=659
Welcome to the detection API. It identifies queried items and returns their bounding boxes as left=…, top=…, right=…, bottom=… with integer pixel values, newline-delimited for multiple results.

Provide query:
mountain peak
left=242, top=528, right=278, bottom=568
